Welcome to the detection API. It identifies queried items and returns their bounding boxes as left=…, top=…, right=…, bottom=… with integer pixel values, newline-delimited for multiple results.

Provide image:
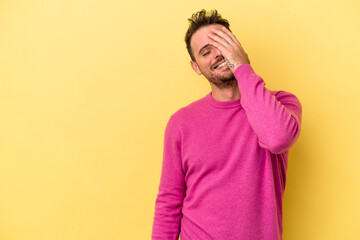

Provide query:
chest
left=180, top=109, right=261, bottom=176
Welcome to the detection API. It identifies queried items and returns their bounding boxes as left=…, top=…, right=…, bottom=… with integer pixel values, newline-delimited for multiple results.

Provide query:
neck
left=210, top=81, right=241, bottom=101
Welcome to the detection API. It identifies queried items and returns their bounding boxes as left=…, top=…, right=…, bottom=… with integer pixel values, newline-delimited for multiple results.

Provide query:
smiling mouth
left=214, top=61, right=227, bottom=69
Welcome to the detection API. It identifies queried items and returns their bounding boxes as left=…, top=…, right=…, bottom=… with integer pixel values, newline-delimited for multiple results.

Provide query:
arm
left=234, top=65, right=302, bottom=154
left=209, top=27, right=302, bottom=154
left=152, top=115, right=186, bottom=239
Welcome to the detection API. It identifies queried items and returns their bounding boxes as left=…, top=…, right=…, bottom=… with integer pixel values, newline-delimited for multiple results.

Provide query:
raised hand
left=208, top=26, right=250, bottom=72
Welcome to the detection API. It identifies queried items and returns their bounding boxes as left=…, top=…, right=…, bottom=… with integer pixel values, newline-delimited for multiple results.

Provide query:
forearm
left=152, top=184, right=185, bottom=239
left=235, top=64, right=302, bottom=154
left=152, top=115, right=186, bottom=239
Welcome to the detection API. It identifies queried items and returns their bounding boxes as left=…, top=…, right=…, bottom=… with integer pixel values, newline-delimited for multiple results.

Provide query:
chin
left=221, top=72, right=235, bottom=81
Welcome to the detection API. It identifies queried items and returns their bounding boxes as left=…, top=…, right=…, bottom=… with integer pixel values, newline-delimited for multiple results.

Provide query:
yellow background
left=0, top=0, right=359, bottom=239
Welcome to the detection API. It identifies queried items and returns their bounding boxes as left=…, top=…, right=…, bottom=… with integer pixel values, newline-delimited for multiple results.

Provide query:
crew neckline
left=205, top=92, right=242, bottom=109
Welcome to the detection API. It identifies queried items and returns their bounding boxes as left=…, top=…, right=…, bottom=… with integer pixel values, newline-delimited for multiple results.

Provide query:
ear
left=190, top=61, right=202, bottom=75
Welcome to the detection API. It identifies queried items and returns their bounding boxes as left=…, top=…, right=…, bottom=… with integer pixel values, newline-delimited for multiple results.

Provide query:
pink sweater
left=152, top=64, right=302, bottom=240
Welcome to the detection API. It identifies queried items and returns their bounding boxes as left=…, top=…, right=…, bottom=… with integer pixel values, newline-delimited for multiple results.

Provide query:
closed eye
left=203, top=51, right=210, bottom=56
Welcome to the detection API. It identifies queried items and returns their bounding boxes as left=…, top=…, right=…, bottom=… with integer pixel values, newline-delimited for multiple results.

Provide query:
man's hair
left=185, top=9, right=230, bottom=62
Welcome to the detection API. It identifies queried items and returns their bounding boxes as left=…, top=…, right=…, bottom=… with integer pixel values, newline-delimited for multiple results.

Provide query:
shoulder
left=168, top=94, right=208, bottom=124
left=270, top=90, right=302, bottom=106
left=271, top=90, right=302, bottom=120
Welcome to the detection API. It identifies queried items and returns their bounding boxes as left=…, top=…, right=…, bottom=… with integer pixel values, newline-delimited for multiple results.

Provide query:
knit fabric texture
left=152, top=64, right=302, bottom=240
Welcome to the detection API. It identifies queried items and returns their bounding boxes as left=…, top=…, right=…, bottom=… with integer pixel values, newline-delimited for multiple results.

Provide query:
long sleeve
left=152, top=115, right=186, bottom=240
left=234, top=64, right=302, bottom=154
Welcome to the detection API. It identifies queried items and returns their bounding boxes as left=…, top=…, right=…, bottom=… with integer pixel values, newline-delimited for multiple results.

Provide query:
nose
left=214, top=47, right=222, bottom=58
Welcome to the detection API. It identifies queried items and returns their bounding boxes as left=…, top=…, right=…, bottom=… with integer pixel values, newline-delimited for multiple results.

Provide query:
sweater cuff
left=233, top=64, right=255, bottom=80
left=234, top=64, right=265, bottom=90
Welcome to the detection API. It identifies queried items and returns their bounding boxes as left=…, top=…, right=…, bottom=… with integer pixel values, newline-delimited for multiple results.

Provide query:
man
left=152, top=9, right=302, bottom=240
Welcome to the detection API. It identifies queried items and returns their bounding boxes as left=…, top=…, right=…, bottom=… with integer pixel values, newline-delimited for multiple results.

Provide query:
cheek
left=202, top=63, right=212, bottom=72
left=197, top=57, right=212, bottom=72
left=203, top=59, right=213, bottom=70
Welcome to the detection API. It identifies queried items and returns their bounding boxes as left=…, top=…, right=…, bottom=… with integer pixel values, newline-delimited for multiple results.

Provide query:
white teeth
left=216, top=62, right=227, bottom=69
left=219, top=62, right=227, bottom=68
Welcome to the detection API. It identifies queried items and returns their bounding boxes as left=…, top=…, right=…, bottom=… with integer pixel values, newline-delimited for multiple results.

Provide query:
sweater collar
left=205, top=92, right=242, bottom=109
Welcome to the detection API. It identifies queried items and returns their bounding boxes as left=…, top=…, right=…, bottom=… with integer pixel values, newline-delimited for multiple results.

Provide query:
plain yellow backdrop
left=0, top=0, right=359, bottom=239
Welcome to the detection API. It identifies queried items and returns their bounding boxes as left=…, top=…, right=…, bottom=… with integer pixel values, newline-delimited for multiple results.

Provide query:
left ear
left=190, top=61, right=202, bottom=75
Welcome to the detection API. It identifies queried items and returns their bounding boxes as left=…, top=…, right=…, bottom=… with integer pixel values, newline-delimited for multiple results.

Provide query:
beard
left=204, top=69, right=237, bottom=89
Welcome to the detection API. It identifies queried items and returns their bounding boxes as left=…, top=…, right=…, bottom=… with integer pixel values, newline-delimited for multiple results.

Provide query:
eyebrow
left=198, top=44, right=211, bottom=55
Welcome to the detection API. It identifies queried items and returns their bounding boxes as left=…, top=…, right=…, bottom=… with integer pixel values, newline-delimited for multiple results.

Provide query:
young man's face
left=190, top=24, right=235, bottom=89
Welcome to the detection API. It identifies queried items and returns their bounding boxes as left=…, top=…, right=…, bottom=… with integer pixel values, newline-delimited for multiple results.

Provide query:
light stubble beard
left=206, top=72, right=237, bottom=89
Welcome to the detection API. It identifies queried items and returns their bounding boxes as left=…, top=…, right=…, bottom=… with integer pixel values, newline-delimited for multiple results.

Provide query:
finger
left=208, top=33, right=230, bottom=48
left=210, top=28, right=235, bottom=46
left=221, top=27, right=242, bottom=47
left=208, top=39, right=227, bottom=54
